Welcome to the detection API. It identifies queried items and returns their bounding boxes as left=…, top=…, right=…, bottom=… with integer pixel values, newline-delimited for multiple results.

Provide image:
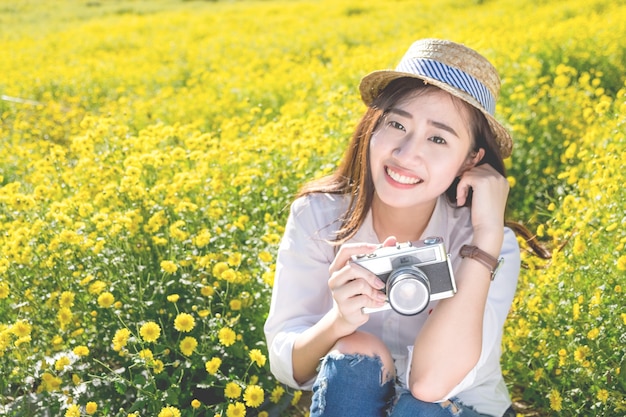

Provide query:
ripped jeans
left=310, top=353, right=513, bottom=417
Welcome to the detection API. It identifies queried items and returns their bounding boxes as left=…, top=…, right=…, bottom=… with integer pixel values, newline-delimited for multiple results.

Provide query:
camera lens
left=387, top=266, right=430, bottom=315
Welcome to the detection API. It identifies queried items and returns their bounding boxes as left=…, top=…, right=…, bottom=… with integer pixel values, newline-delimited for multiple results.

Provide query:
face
left=369, top=88, right=478, bottom=210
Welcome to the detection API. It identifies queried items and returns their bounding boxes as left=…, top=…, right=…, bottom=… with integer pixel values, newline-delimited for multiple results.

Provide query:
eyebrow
left=387, top=108, right=460, bottom=138
left=429, top=120, right=460, bottom=138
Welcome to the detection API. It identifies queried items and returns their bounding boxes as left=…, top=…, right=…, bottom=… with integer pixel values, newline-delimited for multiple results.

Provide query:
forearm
left=291, top=309, right=352, bottom=384
left=409, top=232, right=502, bottom=401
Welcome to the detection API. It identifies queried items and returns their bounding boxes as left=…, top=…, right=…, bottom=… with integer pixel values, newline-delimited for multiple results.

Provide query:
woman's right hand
left=327, top=238, right=396, bottom=333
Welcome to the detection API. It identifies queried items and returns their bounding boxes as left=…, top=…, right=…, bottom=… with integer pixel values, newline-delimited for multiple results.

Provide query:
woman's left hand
left=456, top=163, right=509, bottom=245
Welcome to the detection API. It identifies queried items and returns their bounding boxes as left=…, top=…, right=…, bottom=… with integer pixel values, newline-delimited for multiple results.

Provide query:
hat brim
left=359, top=70, right=513, bottom=159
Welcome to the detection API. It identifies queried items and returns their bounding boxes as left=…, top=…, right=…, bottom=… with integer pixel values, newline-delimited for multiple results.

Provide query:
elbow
left=408, top=359, right=478, bottom=403
left=409, top=378, right=450, bottom=403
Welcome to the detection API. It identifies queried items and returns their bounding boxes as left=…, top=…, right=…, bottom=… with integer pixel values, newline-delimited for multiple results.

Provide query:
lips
left=385, top=166, right=423, bottom=185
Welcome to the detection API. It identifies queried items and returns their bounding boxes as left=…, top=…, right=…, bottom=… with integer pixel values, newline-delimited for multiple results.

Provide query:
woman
left=264, top=38, right=519, bottom=417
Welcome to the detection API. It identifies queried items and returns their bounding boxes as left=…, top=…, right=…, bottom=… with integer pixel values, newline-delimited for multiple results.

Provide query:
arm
left=409, top=163, right=515, bottom=401
left=264, top=196, right=386, bottom=387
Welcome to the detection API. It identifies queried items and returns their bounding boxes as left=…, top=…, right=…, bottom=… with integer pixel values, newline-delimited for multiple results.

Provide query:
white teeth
left=386, top=167, right=422, bottom=185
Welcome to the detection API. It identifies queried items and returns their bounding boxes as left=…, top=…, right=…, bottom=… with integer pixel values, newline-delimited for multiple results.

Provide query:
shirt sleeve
left=263, top=195, right=340, bottom=389
left=436, top=226, right=521, bottom=400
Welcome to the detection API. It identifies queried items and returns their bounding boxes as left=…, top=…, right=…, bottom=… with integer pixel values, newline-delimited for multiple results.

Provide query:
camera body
left=352, top=237, right=456, bottom=315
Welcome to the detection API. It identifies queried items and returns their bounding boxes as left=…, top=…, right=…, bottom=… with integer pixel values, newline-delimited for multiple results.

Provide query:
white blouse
left=264, top=192, right=520, bottom=417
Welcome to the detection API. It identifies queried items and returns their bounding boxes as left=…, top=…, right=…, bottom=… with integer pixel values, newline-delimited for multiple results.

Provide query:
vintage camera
left=352, top=237, right=456, bottom=316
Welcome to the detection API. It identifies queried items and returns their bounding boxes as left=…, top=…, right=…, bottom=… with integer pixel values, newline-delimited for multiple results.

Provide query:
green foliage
left=0, top=0, right=625, bottom=415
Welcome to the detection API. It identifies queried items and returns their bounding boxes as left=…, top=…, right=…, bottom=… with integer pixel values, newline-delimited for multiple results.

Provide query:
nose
left=393, top=134, right=425, bottom=162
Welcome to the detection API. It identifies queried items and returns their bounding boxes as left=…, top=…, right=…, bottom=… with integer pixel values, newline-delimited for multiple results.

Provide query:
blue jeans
left=310, top=354, right=508, bottom=417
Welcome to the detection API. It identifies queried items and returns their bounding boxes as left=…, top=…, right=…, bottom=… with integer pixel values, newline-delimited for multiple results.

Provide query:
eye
left=429, top=136, right=447, bottom=145
left=387, top=120, right=406, bottom=132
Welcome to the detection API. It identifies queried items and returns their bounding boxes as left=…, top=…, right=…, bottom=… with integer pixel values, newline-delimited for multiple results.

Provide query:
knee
left=330, top=331, right=395, bottom=380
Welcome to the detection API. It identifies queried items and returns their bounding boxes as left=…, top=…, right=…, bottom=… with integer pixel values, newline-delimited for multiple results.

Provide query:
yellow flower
left=11, top=320, right=32, bottom=337
left=85, top=401, right=98, bottom=414
left=153, top=359, right=165, bottom=374
left=243, top=384, right=264, bottom=408
left=167, top=294, right=180, bottom=302
left=549, top=389, right=562, bottom=411
left=139, top=348, right=154, bottom=361
left=218, top=327, right=236, bottom=347
left=73, top=345, right=89, bottom=356
left=226, top=402, right=246, bottom=417
left=259, top=251, right=273, bottom=263
left=58, top=308, right=73, bottom=329
left=224, top=382, right=242, bottom=399
left=536, top=224, right=545, bottom=238
left=270, top=385, right=285, bottom=403
left=174, top=313, right=195, bottom=332
left=249, top=349, right=266, bottom=367
left=179, top=336, right=198, bottom=356
left=587, top=328, right=600, bottom=340
left=88, top=280, right=106, bottom=294
left=55, top=356, right=71, bottom=371
left=291, top=390, right=302, bottom=406
left=572, top=303, right=580, bottom=321
left=97, top=292, right=115, bottom=308
left=617, top=255, right=626, bottom=271
left=0, top=282, right=9, bottom=300
left=59, top=291, right=75, bottom=308
left=212, top=262, right=229, bottom=277
left=574, top=345, right=590, bottom=362
left=191, top=399, right=201, bottom=409
left=65, top=404, right=81, bottom=417
left=113, top=328, right=132, bottom=351
left=205, top=357, right=222, bottom=374
left=230, top=299, right=242, bottom=311
left=228, top=252, right=242, bottom=267
left=41, top=372, right=62, bottom=392
left=201, top=285, right=214, bottom=297
left=221, top=269, right=238, bottom=283
left=52, top=335, right=63, bottom=346
left=193, top=229, right=212, bottom=247
left=140, top=321, right=161, bottom=342
left=158, top=406, right=181, bottom=417
left=161, top=260, right=178, bottom=273
left=506, top=175, right=516, bottom=188
left=597, top=389, right=609, bottom=403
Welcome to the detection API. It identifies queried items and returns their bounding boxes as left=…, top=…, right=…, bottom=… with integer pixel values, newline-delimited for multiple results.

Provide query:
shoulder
left=290, top=193, right=350, bottom=220
left=287, top=193, right=351, bottom=240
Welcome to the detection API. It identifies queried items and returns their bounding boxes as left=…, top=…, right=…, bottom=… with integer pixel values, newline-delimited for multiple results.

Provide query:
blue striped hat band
left=396, top=58, right=496, bottom=115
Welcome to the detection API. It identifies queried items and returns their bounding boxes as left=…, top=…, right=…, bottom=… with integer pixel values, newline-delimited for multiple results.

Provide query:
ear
left=457, top=148, right=485, bottom=175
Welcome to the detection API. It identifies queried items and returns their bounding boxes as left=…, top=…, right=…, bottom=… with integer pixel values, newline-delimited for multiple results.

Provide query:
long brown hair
left=296, top=77, right=547, bottom=258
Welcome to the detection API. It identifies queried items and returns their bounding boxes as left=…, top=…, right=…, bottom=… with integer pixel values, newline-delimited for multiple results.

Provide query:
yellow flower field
left=1, top=0, right=625, bottom=416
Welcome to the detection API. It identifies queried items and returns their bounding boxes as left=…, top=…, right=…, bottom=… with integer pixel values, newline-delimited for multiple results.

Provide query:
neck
left=371, top=194, right=437, bottom=243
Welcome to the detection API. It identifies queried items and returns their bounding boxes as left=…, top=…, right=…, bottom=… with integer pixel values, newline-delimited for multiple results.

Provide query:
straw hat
left=359, top=39, right=513, bottom=158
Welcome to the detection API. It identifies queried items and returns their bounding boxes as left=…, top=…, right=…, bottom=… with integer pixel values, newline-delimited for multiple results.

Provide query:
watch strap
left=459, top=244, right=502, bottom=280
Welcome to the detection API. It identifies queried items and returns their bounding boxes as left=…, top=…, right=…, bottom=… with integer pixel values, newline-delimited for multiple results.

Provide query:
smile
left=386, top=167, right=423, bottom=185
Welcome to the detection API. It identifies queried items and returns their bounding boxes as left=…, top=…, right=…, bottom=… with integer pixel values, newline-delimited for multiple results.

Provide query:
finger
left=329, top=242, right=379, bottom=274
left=332, top=275, right=387, bottom=304
left=338, top=293, right=386, bottom=319
left=456, top=179, right=470, bottom=207
left=329, top=261, right=386, bottom=294
left=381, top=236, right=397, bottom=247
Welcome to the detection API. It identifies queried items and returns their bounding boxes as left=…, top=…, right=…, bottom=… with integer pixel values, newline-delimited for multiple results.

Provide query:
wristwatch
left=459, top=245, right=504, bottom=281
